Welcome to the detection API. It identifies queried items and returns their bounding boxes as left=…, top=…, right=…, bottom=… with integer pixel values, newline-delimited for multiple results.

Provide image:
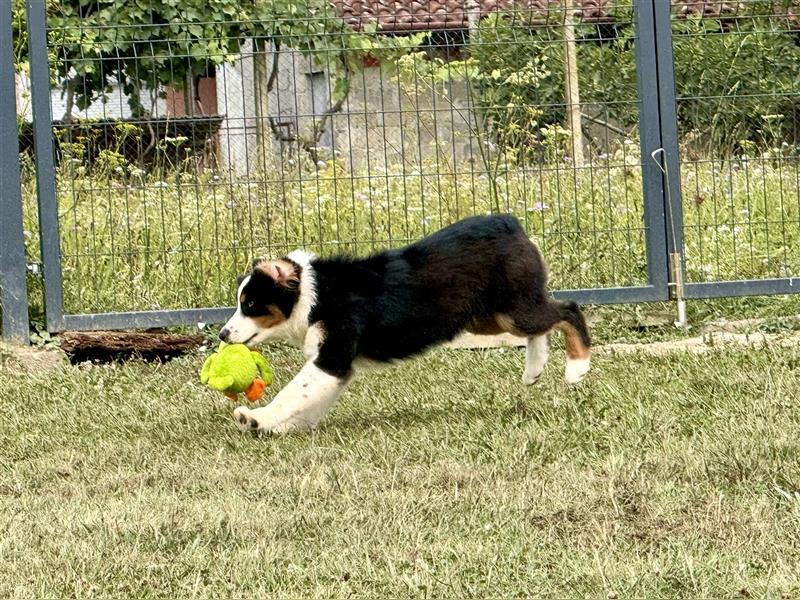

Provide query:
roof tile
left=331, top=0, right=800, bottom=32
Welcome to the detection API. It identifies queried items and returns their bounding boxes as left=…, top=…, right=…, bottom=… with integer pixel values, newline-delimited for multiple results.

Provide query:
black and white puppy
left=219, top=214, right=591, bottom=434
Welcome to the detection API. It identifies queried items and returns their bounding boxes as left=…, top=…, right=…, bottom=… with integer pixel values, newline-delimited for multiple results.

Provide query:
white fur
left=565, top=357, right=590, bottom=385
left=352, top=356, right=386, bottom=371
left=303, top=322, right=326, bottom=359
left=522, top=334, right=549, bottom=385
left=233, top=360, right=347, bottom=433
left=219, top=276, right=259, bottom=344
left=276, top=250, right=317, bottom=346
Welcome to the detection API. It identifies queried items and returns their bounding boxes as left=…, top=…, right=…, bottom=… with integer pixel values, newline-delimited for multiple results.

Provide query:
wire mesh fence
left=7, top=0, right=800, bottom=328
left=15, top=0, right=652, bottom=316
left=671, top=1, right=800, bottom=285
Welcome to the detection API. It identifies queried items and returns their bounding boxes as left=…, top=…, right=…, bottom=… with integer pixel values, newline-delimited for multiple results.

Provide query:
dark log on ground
left=59, top=331, right=205, bottom=364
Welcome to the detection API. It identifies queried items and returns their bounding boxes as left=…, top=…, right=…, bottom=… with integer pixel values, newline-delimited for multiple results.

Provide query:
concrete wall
left=217, top=43, right=476, bottom=175
left=329, top=64, right=476, bottom=172
left=216, top=40, right=261, bottom=175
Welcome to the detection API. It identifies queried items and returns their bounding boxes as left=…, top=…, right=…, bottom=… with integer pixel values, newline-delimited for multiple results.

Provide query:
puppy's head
left=219, top=258, right=302, bottom=346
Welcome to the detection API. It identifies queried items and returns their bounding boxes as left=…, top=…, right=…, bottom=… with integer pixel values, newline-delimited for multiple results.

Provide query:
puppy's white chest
left=303, top=322, right=327, bottom=358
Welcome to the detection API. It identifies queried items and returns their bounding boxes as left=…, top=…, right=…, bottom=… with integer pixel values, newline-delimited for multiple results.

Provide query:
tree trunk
left=563, top=0, right=584, bottom=168
left=62, top=78, right=76, bottom=123
left=253, top=39, right=274, bottom=171
left=184, top=73, right=195, bottom=116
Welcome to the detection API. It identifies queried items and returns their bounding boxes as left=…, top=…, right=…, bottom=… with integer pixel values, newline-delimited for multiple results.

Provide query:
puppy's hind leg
left=505, top=298, right=591, bottom=385
left=553, top=301, right=591, bottom=385
left=522, top=334, right=550, bottom=385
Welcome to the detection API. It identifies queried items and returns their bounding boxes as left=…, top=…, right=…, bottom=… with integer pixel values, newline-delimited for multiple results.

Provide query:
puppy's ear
left=236, top=257, right=267, bottom=284
left=254, top=259, right=301, bottom=291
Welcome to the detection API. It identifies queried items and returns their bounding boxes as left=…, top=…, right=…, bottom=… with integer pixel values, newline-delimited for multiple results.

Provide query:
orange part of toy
left=245, top=377, right=267, bottom=402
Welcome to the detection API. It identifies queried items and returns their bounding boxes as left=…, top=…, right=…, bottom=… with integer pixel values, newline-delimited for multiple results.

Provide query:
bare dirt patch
left=599, top=330, right=800, bottom=356
left=0, top=342, right=66, bottom=376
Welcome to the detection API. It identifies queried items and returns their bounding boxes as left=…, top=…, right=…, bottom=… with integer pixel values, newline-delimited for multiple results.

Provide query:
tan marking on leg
left=495, top=313, right=527, bottom=337
left=554, top=321, right=590, bottom=359
left=466, top=316, right=505, bottom=335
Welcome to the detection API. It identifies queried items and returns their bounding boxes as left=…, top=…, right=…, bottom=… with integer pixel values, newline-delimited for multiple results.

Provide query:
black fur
left=239, top=266, right=300, bottom=321
left=227, top=214, right=591, bottom=380
left=306, top=214, right=590, bottom=378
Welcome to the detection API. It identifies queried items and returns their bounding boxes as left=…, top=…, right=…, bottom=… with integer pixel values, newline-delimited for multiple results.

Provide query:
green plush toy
left=200, top=342, right=273, bottom=402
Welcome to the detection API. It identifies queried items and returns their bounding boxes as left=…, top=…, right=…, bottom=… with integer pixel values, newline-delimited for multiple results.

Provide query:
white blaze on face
left=220, top=275, right=263, bottom=345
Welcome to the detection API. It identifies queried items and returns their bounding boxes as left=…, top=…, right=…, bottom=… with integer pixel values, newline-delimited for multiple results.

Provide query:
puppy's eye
left=246, top=301, right=255, bottom=309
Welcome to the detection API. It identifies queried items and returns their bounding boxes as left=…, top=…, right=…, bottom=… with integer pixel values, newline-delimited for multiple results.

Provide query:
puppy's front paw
left=232, top=405, right=293, bottom=434
left=233, top=406, right=260, bottom=433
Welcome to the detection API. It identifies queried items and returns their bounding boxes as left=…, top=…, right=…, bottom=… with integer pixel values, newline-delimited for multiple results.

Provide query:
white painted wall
left=16, top=73, right=166, bottom=121
left=216, top=40, right=260, bottom=175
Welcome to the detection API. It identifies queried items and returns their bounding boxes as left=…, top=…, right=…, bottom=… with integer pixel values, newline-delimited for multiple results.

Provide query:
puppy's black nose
left=219, top=328, right=230, bottom=342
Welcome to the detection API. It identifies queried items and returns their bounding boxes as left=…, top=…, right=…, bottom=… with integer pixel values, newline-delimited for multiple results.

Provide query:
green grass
left=2, top=341, right=800, bottom=597
left=20, top=144, right=800, bottom=316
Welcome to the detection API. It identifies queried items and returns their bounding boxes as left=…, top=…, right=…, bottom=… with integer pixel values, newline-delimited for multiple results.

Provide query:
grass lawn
left=2, top=337, right=800, bottom=597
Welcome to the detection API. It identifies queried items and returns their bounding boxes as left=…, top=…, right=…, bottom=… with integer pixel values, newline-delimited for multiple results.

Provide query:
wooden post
left=563, top=0, right=583, bottom=168
left=184, top=73, right=195, bottom=116
left=253, top=39, right=274, bottom=171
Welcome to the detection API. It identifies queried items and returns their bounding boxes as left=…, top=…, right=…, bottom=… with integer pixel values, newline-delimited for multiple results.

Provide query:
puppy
left=219, top=214, right=591, bottom=433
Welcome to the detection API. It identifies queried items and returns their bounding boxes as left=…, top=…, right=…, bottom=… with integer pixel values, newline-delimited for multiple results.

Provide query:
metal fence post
left=634, top=0, right=669, bottom=301
left=652, top=0, right=686, bottom=324
left=0, top=0, right=30, bottom=344
left=25, top=0, right=65, bottom=332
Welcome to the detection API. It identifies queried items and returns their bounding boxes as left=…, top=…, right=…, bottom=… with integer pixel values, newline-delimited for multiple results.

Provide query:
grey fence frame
left=0, top=0, right=29, bottom=344
left=0, top=0, right=797, bottom=342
